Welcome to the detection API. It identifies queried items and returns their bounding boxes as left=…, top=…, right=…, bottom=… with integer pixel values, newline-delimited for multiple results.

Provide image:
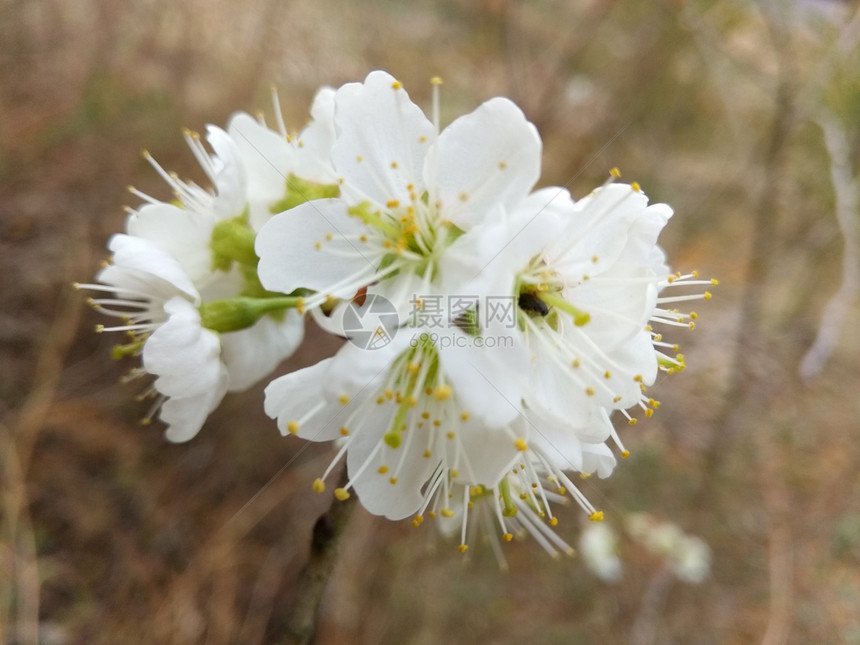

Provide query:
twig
left=280, top=469, right=358, bottom=645
left=798, top=114, right=860, bottom=381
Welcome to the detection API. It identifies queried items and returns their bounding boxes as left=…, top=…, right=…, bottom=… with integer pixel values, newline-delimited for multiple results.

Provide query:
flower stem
left=280, top=468, right=357, bottom=645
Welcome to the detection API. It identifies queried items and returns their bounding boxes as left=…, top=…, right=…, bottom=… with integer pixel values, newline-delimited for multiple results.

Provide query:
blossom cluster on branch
left=77, top=70, right=714, bottom=556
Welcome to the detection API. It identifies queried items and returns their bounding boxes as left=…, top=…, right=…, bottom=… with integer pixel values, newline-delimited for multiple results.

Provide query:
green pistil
left=199, top=296, right=305, bottom=333
left=269, top=174, right=340, bottom=213
left=537, top=291, right=591, bottom=326
left=112, top=340, right=144, bottom=360
left=499, top=478, right=518, bottom=517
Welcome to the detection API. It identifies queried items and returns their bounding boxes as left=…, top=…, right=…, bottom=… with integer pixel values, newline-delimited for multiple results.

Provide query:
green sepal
left=211, top=212, right=257, bottom=271
left=199, top=296, right=303, bottom=333
left=269, top=174, right=340, bottom=213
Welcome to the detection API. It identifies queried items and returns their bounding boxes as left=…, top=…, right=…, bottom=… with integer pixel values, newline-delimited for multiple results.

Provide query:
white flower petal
left=346, top=405, right=439, bottom=520
left=294, top=87, right=338, bottom=184
left=125, top=203, right=215, bottom=283
left=220, top=311, right=305, bottom=392
left=161, top=372, right=229, bottom=443
left=432, top=97, right=541, bottom=230
left=142, top=297, right=223, bottom=398
left=228, top=112, right=296, bottom=230
left=331, top=70, right=435, bottom=207
left=263, top=358, right=346, bottom=441
left=437, top=327, right=527, bottom=428
left=205, top=125, right=248, bottom=220
left=99, top=234, right=199, bottom=303
left=255, top=199, right=376, bottom=297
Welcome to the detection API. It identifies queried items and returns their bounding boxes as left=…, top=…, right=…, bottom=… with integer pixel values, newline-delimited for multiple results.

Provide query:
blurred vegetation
left=2, top=0, right=860, bottom=643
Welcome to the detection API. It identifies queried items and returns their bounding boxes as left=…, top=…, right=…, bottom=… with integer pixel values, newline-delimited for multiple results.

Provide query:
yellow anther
left=692, top=270, right=700, bottom=278
left=392, top=81, right=403, bottom=89
left=689, top=322, right=696, bottom=330
left=385, top=389, right=394, bottom=399
left=704, top=291, right=712, bottom=300
left=446, top=431, right=455, bottom=439
left=571, top=359, right=581, bottom=368
left=460, top=411, right=470, bottom=421
left=613, top=395, right=622, bottom=403
left=297, top=297, right=306, bottom=315
left=458, top=544, right=468, bottom=553
left=631, top=182, right=641, bottom=192
left=312, top=478, right=326, bottom=493
left=503, top=532, right=514, bottom=542
left=580, top=472, right=591, bottom=479
left=634, top=374, right=643, bottom=382
left=430, top=76, right=443, bottom=85
left=622, top=450, right=630, bottom=458
left=585, top=386, right=595, bottom=396
left=359, top=235, right=368, bottom=243
left=604, top=370, right=612, bottom=379
left=334, top=488, right=351, bottom=501
left=340, top=426, right=349, bottom=436
left=458, top=191, right=469, bottom=202
left=645, top=408, right=654, bottom=418
left=514, top=438, right=528, bottom=451
left=412, top=515, right=424, bottom=527
left=287, top=420, right=299, bottom=435
left=628, top=418, right=638, bottom=426
left=423, top=449, right=432, bottom=458
left=377, top=465, right=389, bottom=474
left=432, top=419, right=442, bottom=427
left=338, top=394, right=350, bottom=405
left=356, top=155, right=363, bottom=162
left=711, top=278, right=719, bottom=285
left=389, top=477, right=398, bottom=485
left=325, top=233, right=333, bottom=241
left=386, top=199, right=400, bottom=208
left=550, top=516, right=558, bottom=527
left=592, top=255, right=599, bottom=263
left=390, top=161, right=399, bottom=169
left=450, top=469, right=459, bottom=478
left=418, top=136, right=427, bottom=143
left=589, top=511, right=604, bottom=522
left=434, top=384, right=453, bottom=400
left=441, top=508, right=454, bottom=518
left=610, top=167, right=621, bottom=178
left=498, top=161, right=507, bottom=170
left=690, top=312, right=698, bottom=320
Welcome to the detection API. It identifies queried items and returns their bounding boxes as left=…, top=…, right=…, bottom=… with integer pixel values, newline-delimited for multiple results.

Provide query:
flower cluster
left=79, top=71, right=714, bottom=556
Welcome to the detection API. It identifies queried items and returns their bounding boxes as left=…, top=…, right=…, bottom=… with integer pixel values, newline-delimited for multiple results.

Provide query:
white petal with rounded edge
left=99, top=234, right=199, bottom=303
left=255, top=199, right=377, bottom=297
left=295, top=87, right=337, bottom=184
left=437, top=326, right=527, bottom=428
left=220, top=311, right=305, bottom=392
left=228, top=112, right=297, bottom=230
left=126, top=203, right=215, bottom=282
left=263, top=358, right=347, bottom=441
left=143, top=297, right=223, bottom=398
left=205, top=125, right=248, bottom=221
left=161, top=370, right=229, bottom=443
left=346, top=402, right=438, bottom=520
left=432, top=97, right=541, bottom=230
left=331, top=70, right=435, bottom=207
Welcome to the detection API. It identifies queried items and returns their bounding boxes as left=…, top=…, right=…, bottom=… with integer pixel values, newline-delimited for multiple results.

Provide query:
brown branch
left=279, top=469, right=358, bottom=645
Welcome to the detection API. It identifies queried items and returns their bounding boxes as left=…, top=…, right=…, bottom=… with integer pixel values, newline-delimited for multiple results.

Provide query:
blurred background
left=2, top=0, right=859, bottom=643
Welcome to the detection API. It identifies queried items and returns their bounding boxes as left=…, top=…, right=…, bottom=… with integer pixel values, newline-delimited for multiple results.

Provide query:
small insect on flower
left=518, top=292, right=549, bottom=317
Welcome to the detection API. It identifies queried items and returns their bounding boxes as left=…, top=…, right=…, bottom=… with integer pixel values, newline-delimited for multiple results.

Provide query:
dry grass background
left=2, top=0, right=860, bottom=643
